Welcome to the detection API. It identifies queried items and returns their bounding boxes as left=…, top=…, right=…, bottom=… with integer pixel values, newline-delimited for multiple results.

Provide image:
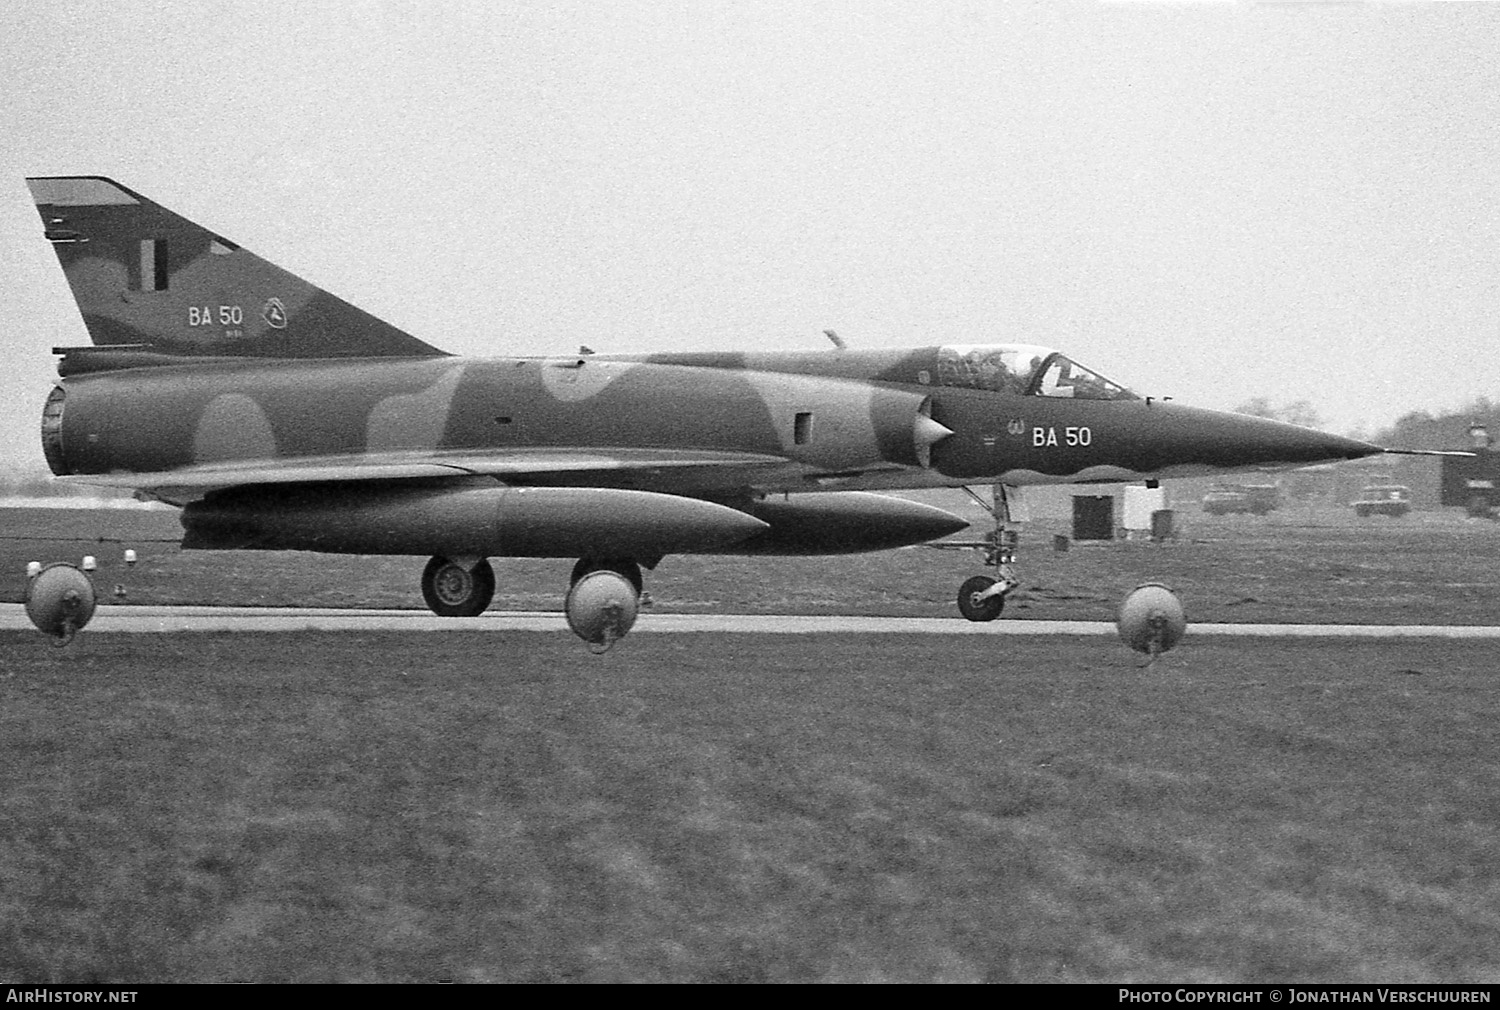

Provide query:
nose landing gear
left=954, top=485, right=1023, bottom=623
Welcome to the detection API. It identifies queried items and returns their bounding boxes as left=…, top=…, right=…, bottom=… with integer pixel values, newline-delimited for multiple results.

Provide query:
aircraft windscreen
left=935, top=345, right=1051, bottom=395
left=933, top=345, right=1137, bottom=400
left=1033, top=354, right=1137, bottom=401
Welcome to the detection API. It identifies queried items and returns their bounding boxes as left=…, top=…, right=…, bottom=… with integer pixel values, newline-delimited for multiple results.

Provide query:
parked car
left=1353, top=484, right=1412, bottom=518
left=1201, top=483, right=1279, bottom=516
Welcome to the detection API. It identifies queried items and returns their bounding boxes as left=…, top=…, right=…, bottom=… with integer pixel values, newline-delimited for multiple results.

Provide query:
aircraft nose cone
left=1237, top=417, right=1381, bottom=466
left=1160, top=405, right=1383, bottom=470
left=1313, top=431, right=1383, bottom=462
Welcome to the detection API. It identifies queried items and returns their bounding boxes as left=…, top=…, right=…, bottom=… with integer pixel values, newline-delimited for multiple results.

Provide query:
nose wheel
left=957, top=575, right=1005, bottom=622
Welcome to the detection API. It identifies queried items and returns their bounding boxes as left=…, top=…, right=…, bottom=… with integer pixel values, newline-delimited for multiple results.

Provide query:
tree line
left=1235, top=397, right=1498, bottom=451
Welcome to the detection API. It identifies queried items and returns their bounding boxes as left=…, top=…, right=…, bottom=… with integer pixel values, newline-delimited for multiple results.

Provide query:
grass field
left=2, top=632, right=1498, bottom=983
left=2, top=502, right=1498, bottom=624
left=1, top=502, right=1497, bottom=982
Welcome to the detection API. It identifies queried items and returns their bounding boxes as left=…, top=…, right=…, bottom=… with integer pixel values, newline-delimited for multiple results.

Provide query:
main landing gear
left=569, top=557, right=643, bottom=595
left=421, top=556, right=496, bottom=617
left=955, top=485, right=1022, bottom=623
left=420, top=554, right=645, bottom=651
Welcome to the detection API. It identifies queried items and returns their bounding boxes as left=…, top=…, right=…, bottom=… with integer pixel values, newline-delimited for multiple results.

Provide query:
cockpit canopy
left=934, top=344, right=1137, bottom=400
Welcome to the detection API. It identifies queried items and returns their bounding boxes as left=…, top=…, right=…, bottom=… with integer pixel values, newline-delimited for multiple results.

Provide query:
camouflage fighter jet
left=25, top=176, right=1387, bottom=647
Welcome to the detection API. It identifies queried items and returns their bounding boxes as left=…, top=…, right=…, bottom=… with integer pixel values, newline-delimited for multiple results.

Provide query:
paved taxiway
left=2, top=603, right=1498, bottom=637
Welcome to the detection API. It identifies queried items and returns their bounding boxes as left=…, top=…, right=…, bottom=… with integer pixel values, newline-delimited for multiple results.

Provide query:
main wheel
left=570, top=557, right=643, bottom=594
left=957, top=575, right=1004, bottom=622
left=422, top=556, right=496, bottom=617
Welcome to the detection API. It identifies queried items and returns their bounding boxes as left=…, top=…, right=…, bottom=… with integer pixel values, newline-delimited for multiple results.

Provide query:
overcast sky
left=2, top=1, right=1497, bottom=474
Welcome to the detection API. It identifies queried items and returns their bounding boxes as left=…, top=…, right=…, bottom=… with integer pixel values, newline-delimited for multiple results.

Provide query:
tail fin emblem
left=262, top=298, right=288, bottom=329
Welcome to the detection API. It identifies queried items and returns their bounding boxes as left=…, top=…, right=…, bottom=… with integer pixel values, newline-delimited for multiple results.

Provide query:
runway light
left=26, top=561, right=41, bottom=579
left=124, top=549, right=138, bottom=565
left=1117, top=583, right=1187, bottom=659
left=81, top=556, right=97, bottom=572
left=24, top=563, right=97, bottom=645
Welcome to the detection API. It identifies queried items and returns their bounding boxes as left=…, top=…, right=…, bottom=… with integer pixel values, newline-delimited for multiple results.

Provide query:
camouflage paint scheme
left=28, top=176, right=1380, bottom=564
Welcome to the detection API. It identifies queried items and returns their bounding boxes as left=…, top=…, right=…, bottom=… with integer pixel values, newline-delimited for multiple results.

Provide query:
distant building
left=1440, top=424, right=1500, bottom=514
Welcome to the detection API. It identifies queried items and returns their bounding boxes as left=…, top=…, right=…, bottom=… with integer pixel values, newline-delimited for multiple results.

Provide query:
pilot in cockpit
left=973, top=351, right=1012, bottom=392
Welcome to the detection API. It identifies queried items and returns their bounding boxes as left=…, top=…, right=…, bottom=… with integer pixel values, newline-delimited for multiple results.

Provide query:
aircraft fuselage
left=44, top=346, right=1375, bottom=499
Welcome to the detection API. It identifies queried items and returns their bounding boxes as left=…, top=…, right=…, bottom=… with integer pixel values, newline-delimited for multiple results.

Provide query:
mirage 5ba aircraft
left=25, top=176, right=1387, bottom=647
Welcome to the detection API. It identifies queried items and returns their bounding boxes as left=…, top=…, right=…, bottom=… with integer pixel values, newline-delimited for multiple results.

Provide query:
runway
left=3, top=603, right=1499, bottom=637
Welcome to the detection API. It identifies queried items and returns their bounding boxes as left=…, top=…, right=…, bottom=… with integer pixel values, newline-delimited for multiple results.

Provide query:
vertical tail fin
left=26, top=176, right=447, bottom=360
